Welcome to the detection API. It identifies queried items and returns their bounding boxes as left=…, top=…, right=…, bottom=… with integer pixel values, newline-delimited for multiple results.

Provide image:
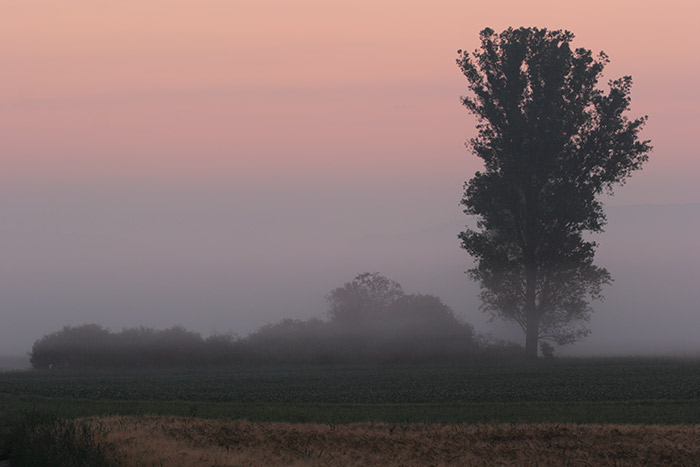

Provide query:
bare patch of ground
left=85, top=416, right=699, bottom=466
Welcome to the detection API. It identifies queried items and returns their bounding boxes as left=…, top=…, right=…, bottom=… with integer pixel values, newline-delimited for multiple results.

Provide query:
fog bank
left=1, top=181, right=697, bottom=358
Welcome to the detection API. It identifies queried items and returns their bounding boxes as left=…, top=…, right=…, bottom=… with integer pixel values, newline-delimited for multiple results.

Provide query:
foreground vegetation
left=5, top=414, right=699, bottom=466
left=3, top=411, right=122, bottom=466
left=82, top=417, right=700, bottom=466
left=2, top=358, right=699, bottom=463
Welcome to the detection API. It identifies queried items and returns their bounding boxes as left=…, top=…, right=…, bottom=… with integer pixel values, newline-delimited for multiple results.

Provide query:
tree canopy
left=326, top=272, right=405, bottom=325
left=457, top=27, right=651, bottom=358
left=29, top=274, right=482, bottom=368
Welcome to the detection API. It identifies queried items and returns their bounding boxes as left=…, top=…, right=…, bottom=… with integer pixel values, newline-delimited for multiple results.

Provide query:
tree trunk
left=525, top=313, right=539, bottom=359
left=524, top=262, right=539, bottom=360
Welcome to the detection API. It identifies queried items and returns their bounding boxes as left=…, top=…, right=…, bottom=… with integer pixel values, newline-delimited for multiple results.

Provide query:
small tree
left=325, top=273, right=478, bottom=361
left=326, top=272, right=404, bottom=325
left=457, top=27, right=651, bottom=358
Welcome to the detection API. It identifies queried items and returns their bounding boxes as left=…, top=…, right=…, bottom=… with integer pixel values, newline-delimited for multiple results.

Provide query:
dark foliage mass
left=457, top=27, right=651, bottom=358
left=29, top=324, right=241, bottom=369
left=29, top=273, right=484, bottom=369
left=4, top=409, right=121, bottom=466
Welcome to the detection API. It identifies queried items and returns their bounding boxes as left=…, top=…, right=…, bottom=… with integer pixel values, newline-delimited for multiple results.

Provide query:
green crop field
left=2, top=357, right=699, bottom=429
left=2, top=358, right=699, bottom=464
left=3, top=358, right=700, bottom=403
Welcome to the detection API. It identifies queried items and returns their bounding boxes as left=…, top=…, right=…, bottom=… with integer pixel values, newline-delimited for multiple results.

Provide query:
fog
left=2, top=0, right=698, bottom=363
left=1, top=178, right=698, bottom=358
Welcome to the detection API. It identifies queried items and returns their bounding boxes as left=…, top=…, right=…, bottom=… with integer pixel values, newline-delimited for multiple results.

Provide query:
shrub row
left=29, top=319, right=487, bottom=369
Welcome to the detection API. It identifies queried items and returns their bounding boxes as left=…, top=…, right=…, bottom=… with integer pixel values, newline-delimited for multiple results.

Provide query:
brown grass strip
left=84, top=416, right=700, bottom=466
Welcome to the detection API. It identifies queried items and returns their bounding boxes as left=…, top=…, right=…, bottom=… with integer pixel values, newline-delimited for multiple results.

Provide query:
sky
left=1, top=0, right=699, bottom=356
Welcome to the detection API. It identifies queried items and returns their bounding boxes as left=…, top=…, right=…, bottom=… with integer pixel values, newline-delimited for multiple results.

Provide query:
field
left=83, top=416, right=700, bottom=466
left=2, top=358, right=700, bottom=464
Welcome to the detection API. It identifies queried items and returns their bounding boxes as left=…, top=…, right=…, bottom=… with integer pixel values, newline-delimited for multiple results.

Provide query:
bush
left=4, top=410, right=121, bottom=466
left=28, top=274, right=486, bottom=367
left=29, top=325, right=241, bottom=369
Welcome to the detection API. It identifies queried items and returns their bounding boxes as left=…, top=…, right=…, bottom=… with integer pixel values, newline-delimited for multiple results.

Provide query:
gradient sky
left=1, top=0, right=698, bottom=356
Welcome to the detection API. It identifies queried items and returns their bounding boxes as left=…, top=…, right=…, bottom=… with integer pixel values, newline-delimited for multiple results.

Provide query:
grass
left=2, top=396, right=699, bottom=427
left=2, top=358, right=699, bottom=463
left=2, top=409, right=122, bottom=466
left=2, top=358, right=700, bottom=423
left=82, top=416, right=700, bottom=466
left=3, top=357, right=700, bottom=404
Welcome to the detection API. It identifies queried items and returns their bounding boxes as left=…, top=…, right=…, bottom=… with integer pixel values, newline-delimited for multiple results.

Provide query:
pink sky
left=1, top=1, right=699, bottom=355
left=2, top=0, right=698, bottom=197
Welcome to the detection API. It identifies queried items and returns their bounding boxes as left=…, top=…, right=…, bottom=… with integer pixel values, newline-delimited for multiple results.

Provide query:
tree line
left=30, top=273, right=522, bottom=369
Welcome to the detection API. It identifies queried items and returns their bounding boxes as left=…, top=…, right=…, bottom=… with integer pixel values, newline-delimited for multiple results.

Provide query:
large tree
left=457, top=27, right=651, bottom=358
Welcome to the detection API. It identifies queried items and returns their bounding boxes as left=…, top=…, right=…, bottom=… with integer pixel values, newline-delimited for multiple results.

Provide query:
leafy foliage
left=30, top=324, right=241, bottom=369
left=4, top=409, right=121, bottom=466
left=247, top=273, right=478, bottom=363
left=29, top=273, right=478, bottom=368
left=326, top=272, right=405, bottom=325
left=457, top=27, right=651, bottom=356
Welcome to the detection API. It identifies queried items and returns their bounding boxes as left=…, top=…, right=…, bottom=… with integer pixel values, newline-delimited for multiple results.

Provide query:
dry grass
left=85, top=416, right=700, bottom=466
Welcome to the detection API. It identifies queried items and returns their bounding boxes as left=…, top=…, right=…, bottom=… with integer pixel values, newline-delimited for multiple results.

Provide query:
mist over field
left=1, top=180, right=698, bottom=358
left=2, top=1, right=699, bottom=363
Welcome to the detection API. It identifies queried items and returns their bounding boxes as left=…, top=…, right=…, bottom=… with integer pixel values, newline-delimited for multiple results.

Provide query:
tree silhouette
left=457, top=27, right=651, bottom=358
left=326, top=272, right=404, bottom=325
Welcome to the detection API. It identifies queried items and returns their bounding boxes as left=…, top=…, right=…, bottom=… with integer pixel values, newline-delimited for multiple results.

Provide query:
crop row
left=2, top=360, right=700, bottom=404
